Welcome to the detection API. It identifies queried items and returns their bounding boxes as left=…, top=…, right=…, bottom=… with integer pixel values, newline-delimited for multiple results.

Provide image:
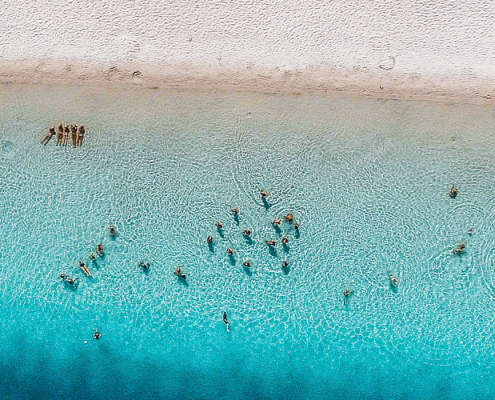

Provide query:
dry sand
left=1, top=1, right=494, bottom=104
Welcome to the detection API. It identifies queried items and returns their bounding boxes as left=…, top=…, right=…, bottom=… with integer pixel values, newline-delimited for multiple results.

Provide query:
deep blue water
left=1, top=84, right=495, bottom=399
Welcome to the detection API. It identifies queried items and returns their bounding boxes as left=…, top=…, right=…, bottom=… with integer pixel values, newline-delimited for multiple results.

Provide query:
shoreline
left=1, top=59, right=494, bottom=105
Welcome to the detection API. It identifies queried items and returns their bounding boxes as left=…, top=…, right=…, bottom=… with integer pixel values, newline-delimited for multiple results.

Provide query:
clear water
left=1, top=84, right=495, bottom=399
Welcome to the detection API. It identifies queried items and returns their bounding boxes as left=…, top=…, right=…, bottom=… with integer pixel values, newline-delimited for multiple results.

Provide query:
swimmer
left=70, top=125, right=78, bottom=147
left=266, top=240, right=276, bottom=246
left=231, top=208, right=239, bottom=214
left=449, top=185, right=458, bottom=198
left=63, top=125, right=70, bottom=146
left=174, top=267, right=186, bottom=279
left=223, top=311, right=230, bottom=332
left=216, top=222, right=223, bottom=229
left=207, top=236, right=213, bottom=244
left=227, top=247, right=235, bottom=256
left=388, top=271, right=398, bottom=287
left=96, top=243, right=103, bottom=256
left=243, top=229, right=251, bottom=236
left=468, top=228, right=474, bottom=235
left=453, top=242, right=466, bottom=255
left=344, top=288, right=352, bottom=305
left=282, top=237, right=289, bottom=245
left=261, top=191, right=269, bottom=198
left=109, top=226, right=116, bottom=237
left=243, top=260, right=251, bottom=267
left=285, top=214, right=293, bottom=222
left=272, top=219, right=281, bottom=225
left=282, top=260, right=289, bottom=267
left=65, top=277, right=78, bottom=286
left=294, top=223, right=299, bottom=230
left=93, top=330, right=101, bottom=340
left=77, top=125, right=85, bottom=146
left=60, top=274, right=77, bottom=286
left=139, top=261, right=150, bottom=270
left=41, top=126, right=56, bottom=145
left=90, top=253, right=96, bottom=261
left=79, top=261, right=91, bottom=276
left=56, top=124, right=64, bottom=145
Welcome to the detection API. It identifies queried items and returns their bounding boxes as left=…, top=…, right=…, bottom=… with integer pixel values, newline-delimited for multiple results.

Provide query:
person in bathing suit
left=223, top=311, right=230, bottom=332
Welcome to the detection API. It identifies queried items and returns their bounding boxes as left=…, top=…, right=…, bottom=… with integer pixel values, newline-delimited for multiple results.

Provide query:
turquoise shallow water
left=1, top=84, right=495, bottom=399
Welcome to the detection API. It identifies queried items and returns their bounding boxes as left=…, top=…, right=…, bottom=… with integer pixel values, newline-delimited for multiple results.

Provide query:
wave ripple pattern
left=0, top=85, right=495, bottom=399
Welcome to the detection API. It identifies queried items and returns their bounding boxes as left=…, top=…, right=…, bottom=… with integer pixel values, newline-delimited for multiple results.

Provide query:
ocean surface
left=1, top=84, right=495, bottom=399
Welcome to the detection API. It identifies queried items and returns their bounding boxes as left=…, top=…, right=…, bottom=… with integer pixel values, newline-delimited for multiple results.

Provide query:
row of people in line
left=41, top=124, right=86, bottom=147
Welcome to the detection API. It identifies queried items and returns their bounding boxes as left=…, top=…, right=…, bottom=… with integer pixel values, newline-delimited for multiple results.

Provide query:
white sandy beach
left=1, top=1, right=494, bottom=103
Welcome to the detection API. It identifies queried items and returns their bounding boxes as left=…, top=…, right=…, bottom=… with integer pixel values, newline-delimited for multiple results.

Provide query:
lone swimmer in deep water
left=93, top=330, right=101, bottom=340
left=223, top=311, right=230, bottom=332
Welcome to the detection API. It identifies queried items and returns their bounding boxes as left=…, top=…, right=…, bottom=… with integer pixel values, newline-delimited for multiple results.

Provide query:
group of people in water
left=60, top=226, right=117, bottom=289
left=206, top=194, right=299, bottom=277
left=41, top=123, right=86, bottom=147
left=59, top=184, right=469, bottom=337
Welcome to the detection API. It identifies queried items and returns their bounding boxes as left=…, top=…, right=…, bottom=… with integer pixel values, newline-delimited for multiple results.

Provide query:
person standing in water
left=223, top=311, right=230, bottom=332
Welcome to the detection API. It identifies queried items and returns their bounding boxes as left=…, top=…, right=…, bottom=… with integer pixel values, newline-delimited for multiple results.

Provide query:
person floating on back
left=79, top=261, right=91, bottom=276
left=77, top=125, right=85, bottom=146
left=56, top=124, right=64, bottom=145
left=223, top=311, right=230, bottom=332
left=70, top=125, right=78, bottom=147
